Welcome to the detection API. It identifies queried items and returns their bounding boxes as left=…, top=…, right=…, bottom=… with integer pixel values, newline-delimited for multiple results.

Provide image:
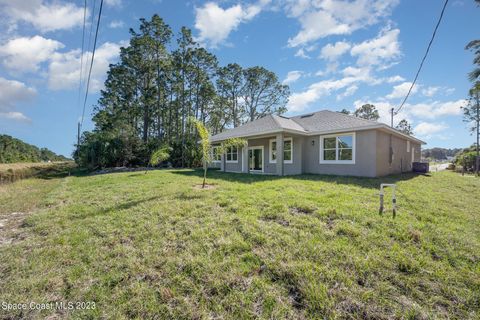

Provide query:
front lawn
left=0, top=170, right=478, bottom=319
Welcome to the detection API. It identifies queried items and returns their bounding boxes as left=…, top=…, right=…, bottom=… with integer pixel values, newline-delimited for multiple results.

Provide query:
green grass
left=0, top=170, right=479, bottom=319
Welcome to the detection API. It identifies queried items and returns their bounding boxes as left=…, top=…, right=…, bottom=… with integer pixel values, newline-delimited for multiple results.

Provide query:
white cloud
left=386, top=75, right=405, bottom=83
left=108, top=20, right=124, bottom=29
left=105, top=0, right=122, bottom=7
left=319, top=41, right=351, bottom=61
left=414, top=122, right=448, bottom=137
left=0, top=111, right=31, bottom=122
left=288, top=76, right=360, bottom=111
left=422, top=86, right=440, bottom=97
left=295, top=48, right=310, bottom=59
left=386, top=81, right=417, bottom=100
left=408, top=99, right=464, bottom=119
left=352, top=98, right=464, bottom=128
left=282, top=71, right=303, bottom=84
left=0, top=35, right=64, bottom=73
left=288, top=10, right=350, bottom=47
left=289, top=64, right=381, bottom=111
left=353, top=99, right=410, bottom=125
left=294, top=44, right=317, bottom=59
left=286, top=0, right=399, bottom=47
left=194, top=1, right=268, bottom=48
left=350, top=27, right=401, bottom=68
left=0, top=0, right=87, bottom=32
left=48, top=41, right=124, bottom=92
left=0, top=77, right=36, bottom=122
left=337, top=85, right=358, bottom=100
left=316, top=62, right=339, bottom=77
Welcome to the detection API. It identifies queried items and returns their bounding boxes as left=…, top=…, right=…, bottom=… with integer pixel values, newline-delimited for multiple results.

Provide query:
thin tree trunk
left=202, top=160, right=207, bottom=188
left=476, top=92, right=479, bottom=176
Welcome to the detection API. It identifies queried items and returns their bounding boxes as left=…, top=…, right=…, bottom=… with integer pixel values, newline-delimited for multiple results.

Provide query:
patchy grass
left=0, top=170, right=479, bottom=319
left=0, top=161, right=76, bottom=184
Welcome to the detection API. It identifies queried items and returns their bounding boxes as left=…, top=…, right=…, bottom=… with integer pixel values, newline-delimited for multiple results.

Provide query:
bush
left=454, top=151, right=478, bottom=172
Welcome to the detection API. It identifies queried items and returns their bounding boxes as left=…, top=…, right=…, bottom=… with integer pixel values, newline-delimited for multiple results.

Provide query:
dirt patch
left=0, top=211, right=30, bottom=247
left=193, top=184, right=216, bottom=190
left=289, top=205, right=316, bottom=215
left=260, top=215, right=290, bottom=227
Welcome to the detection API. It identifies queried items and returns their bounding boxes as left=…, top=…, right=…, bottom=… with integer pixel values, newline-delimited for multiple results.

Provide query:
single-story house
left=209, top=110, right=425, bottom=177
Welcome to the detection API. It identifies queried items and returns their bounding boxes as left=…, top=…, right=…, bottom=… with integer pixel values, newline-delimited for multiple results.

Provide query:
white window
left=320, top=133, right=355, bottom=164
left=211, top=146, right=221, bottom=162
left=226, top=146, right=238, bottom=163
left=407, top=140, right=410, bottom=152
left=269, top=137, right=293, bottom=164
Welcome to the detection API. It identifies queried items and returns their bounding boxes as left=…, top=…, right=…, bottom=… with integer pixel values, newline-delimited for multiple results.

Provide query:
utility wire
left=76, top=0, right=87, bottom=123
left=85, top=0, right=97, bottom=71
left=80, top=0, right=104, bottom=132
left=395, top=0, right=449, bottom=115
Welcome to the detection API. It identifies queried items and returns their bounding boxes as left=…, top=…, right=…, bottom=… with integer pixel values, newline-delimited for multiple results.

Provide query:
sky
left=0, top=0, right=478, bottom=157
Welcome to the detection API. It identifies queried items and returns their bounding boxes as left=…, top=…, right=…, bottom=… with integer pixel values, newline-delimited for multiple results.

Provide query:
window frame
left=225, top=146, right=238, bottom=163
left=211, top=146, right=222, bottom=163
left=319, top=132, right=356, bottom=164
left=407, top=140, right=410, bottom=153
left=269, top=137, right=293, bottom=164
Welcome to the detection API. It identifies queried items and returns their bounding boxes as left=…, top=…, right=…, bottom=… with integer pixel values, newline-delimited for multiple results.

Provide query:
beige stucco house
left=209, top=110, right=425, bottom=177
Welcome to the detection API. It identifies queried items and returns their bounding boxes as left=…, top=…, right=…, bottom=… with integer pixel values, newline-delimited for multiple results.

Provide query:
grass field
left=0, top=161, right=76, bottom=184
left=0, top=169, right=479, bottom=319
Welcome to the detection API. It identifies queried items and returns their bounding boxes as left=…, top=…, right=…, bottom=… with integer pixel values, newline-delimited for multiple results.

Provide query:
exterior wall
left=213, top=129, right=421, bottom=177
left=248, top=136, right=303, bottom=175
left=210, top=161, right=221, bottom=169
left=224, top=146, right=243, bottom=172
left=208, top=144, right=222, bottom=169
left=375, top=130, right=421, bottom=176
left=284, top=135, right=303, bottom=175
left=302, top=129, right=377, bottom=177
left=248, top=138, right=276, bottom=174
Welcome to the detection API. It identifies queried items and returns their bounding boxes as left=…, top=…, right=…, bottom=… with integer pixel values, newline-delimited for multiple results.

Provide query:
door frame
left=248, top=146, right=264, bottom=173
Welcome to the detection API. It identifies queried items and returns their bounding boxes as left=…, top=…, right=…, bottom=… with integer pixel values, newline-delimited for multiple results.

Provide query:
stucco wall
left=302, top=129, right=377, bottom=177
left=224, top=146, right=243, bottom=172
left=375, top=130, right=421, bottom=176
left=248, top=138, right=276, bottom=174
left=213, top=129, right=421, bottom=177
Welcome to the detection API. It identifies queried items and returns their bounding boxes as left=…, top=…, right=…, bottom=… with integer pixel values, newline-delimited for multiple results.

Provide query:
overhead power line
left=394, top=0, right=449, bottom=116
left=79, top=0, right=104, bottom=133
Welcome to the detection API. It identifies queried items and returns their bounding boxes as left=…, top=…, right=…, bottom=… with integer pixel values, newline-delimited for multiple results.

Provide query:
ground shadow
left=170, top=168, right=429, bottom=189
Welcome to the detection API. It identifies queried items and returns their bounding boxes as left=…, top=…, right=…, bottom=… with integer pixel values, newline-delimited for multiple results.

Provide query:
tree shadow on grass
left=70, top=195, right=163, bottom=220
left=170, top=168, right=429, bottom=190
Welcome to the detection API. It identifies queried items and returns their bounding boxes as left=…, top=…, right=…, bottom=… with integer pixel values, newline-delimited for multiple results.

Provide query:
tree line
left=75, top=15, right=289, bottom=169
left=462, top=0, right=480, bottom=175
left=0, top=135, right=69, bottom=163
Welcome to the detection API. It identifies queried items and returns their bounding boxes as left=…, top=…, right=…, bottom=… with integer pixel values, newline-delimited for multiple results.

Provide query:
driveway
left=430, top=163, right=450, bottom=172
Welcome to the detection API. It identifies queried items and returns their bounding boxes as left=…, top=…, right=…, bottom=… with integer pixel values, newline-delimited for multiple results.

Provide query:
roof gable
left=210, top=109, right=425, bottom=144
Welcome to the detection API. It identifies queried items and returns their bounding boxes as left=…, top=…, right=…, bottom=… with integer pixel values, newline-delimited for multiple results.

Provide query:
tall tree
left=75, top=15, right=289, bottom=169
left=396, top=119, right=413, bottom=135
left=353, top=104, right=380, bottom=121
left=217, top=63, right=244, bottom=127
left=173, top=27, right=196, bottom=167
left=241, top=67, right=289, bottom=121
left=465, top=1, right=480, bottom=81
left=461, top=82, right=480, bottom=175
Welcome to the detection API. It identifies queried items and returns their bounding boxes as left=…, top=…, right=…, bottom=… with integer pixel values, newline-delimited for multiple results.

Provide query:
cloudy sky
left=0, top=0, right=478, bottom=156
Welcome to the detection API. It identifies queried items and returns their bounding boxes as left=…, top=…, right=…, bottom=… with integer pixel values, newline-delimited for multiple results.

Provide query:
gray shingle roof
left=210, top=114, right=306, bottom=142
left=290, top=110, right=379, bottom=132
left=210, top=109, right=425, bottom=144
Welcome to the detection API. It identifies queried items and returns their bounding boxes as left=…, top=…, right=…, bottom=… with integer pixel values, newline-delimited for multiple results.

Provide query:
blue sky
left=0, top=0, right=478, bottom=157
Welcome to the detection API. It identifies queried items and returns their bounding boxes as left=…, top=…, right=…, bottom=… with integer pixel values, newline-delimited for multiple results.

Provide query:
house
left=209, top=110, right=425, bottom=177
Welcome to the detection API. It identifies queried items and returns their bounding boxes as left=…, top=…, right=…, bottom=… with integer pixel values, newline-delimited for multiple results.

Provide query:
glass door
left=249, top=147, right=263, bottom=172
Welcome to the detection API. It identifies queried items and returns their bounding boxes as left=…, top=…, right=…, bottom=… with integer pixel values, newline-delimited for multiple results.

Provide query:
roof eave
left=210, top=128, right=308, bottom=143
